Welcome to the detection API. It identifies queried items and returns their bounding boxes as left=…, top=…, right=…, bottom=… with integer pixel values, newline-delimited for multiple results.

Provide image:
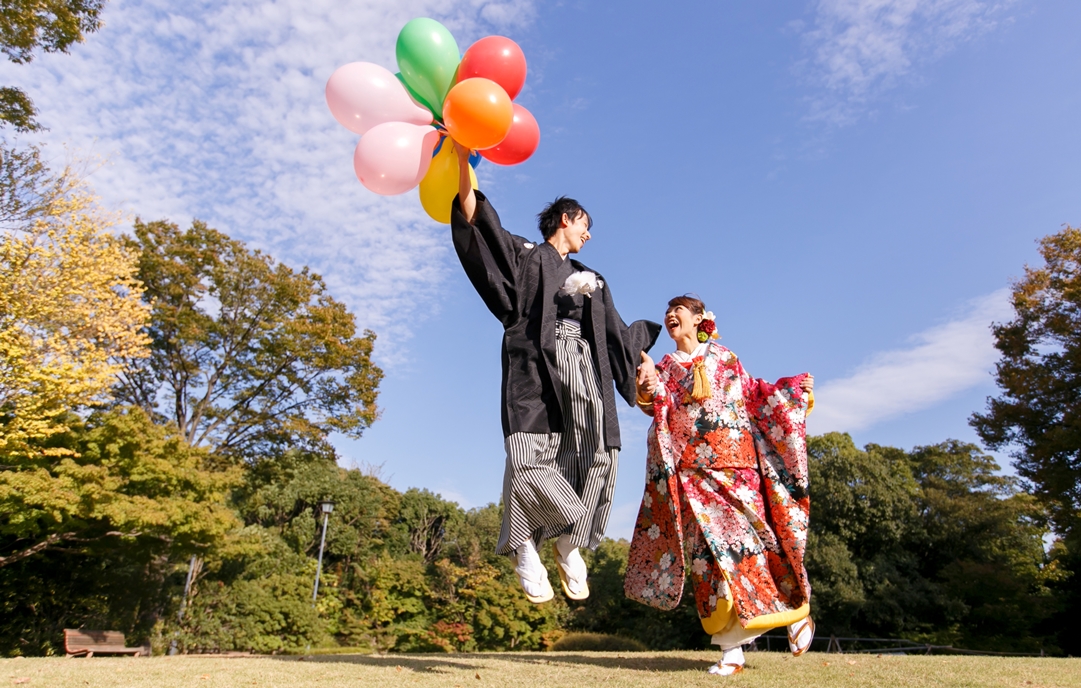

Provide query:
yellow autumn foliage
left=0, top=192, right=150, bottom=454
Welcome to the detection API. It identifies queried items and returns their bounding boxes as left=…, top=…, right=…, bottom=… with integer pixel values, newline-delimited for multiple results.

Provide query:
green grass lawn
left=3, top=652, right=1079, bottom=687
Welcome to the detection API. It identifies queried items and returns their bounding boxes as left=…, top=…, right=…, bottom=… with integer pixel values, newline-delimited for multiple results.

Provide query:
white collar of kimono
left=668, top=341, right=709, bottom=363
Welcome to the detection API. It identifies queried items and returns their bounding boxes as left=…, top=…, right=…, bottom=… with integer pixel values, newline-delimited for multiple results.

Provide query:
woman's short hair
left=537, top=196, right=592, bottom=240
left=667, top=294, right=705, bottom=315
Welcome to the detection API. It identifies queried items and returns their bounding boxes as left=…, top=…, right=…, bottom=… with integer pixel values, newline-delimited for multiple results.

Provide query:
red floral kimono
left=624, top=342, right=812, bottom=632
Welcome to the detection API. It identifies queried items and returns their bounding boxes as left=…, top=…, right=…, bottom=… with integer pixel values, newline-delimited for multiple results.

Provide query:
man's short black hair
left=537, top=196, right=592, bottom=240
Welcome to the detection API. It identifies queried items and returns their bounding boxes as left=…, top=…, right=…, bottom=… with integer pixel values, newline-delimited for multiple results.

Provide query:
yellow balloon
left=419, top=139, right=478, bottom=224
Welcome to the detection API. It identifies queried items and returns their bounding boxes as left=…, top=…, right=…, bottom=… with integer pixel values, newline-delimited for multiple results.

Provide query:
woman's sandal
left=708, top=646, right=745, bottom=675
left=553, top=543, right=590, bottom=601
left=788, top=616, right=815, bottom=657
left=707, top=663, right=744, bottom=676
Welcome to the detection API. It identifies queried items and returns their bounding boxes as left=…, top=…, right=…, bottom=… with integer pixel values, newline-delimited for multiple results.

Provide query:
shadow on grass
left=500, top=652, right=709, bottom=672
left=271, top=654, right=484, bottom=675
left=276, top=651, right=710, bottom=674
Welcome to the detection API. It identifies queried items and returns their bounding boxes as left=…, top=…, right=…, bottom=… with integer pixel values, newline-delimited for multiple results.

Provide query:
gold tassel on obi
left=691, top=357, right=711, bottom=402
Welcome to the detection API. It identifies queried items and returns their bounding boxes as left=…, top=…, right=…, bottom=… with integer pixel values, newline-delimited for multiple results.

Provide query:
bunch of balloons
left=325, top=18, right=540, bottom=223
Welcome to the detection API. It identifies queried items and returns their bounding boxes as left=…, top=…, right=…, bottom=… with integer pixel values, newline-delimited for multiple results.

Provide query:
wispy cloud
left=796, top=0, right=1017, bottom=125
left=0, top=0, right=534, bottom=363
left=808, top=288, right=1011, bottom=433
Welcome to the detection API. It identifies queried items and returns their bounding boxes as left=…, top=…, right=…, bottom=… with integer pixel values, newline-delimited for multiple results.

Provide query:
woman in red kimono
left=625, top=295, right=815, bottom=676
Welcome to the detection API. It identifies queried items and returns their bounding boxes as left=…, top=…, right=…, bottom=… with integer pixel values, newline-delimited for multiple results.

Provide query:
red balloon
left=480, top=104, right=539, bottom=165
left=457, top=36, right=527, bottom=100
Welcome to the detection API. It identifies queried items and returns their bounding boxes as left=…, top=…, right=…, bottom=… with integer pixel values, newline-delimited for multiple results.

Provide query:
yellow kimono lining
left=701, top=597, right=810, bottom=635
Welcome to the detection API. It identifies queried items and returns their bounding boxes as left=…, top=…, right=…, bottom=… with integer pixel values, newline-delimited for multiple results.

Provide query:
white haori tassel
left=559, top=271, right=604, bottom=298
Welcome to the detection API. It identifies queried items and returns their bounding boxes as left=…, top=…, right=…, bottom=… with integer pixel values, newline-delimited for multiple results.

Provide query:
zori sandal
left=707, top=662, right=744, bottom=676
left=514, top=541, right=554, bottom=604
left=516, top=566, right=554, bottom=604
left=708, top=646, right=745, bottom=676
left=553, top=542, right=590, bottom=601
left=788, top=616, right=815, bottom=657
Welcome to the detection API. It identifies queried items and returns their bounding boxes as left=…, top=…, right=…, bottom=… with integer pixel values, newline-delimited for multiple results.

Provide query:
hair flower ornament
left=697, top=311, right=720, bottom=343
left=559, top=271, right=604, bottom=298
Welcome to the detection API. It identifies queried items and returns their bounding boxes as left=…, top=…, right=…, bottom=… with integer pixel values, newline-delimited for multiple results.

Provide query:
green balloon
left=395, top=71, right=440, bottom=120
left=396, top=18, right=460, bottom=117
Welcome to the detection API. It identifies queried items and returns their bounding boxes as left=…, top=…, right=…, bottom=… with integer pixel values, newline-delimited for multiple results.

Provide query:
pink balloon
left=326, top=62, right=433, bottom=135
left=353, top=122, right=439, bottom=195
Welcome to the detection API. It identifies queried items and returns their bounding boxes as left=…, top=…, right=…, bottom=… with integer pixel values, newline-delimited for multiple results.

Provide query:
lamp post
left=312, top=500, right=334, bottom=605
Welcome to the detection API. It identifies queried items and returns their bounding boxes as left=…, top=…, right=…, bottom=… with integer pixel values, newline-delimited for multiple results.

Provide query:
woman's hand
left=801, top=375, right=814, bottom=394
left=636, top=351, right=658, bottom=400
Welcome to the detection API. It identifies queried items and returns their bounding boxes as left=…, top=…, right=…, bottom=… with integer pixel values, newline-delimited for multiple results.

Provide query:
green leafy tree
left=170, top=450, right=402, bottom=654
left=397, top=488, right=459, bottom=564
left=115, top=219, right=383, bottom=463
left=805, top=433, right=929, bottom=637
left=164, top=525, right=332, bottom=654
left=0, top=406, right=237, bottom=567
left=564, top=538, right=705, bottom=650
left=908, top=440, right=1056, bottom=651
left=239, top=450, right=401, bottom=584
left=971, top=225, right=1081, bottom=653
left=0, top=1, right=107, bottom=131
left=805, top=433, right=1056, bottom=652
left=0, top=406, right=239, bottom=655
left=427, top=556, right=563, bottom=651
left=971, top=226, right=1081, bottom=539
left=340, top=552, right=431, bottom=651
left=442, top=501, right=503, bottom=566
left=0, top=142, right=79, bottom=229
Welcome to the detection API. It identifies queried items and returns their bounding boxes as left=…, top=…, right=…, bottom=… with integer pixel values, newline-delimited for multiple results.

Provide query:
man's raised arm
left=454, top=141, right=476, bottom=223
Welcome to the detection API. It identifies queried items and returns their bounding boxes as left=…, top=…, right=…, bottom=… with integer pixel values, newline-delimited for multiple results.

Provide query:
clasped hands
left=635, top=352, right=658, bottom=406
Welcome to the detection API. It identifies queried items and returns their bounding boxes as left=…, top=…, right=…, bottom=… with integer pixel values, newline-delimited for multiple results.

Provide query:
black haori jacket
left=451, top=191, right=661, bottom=449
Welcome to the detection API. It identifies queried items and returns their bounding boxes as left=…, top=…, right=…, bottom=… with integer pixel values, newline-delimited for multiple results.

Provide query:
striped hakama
left=496, top=319, right=619, bottom=555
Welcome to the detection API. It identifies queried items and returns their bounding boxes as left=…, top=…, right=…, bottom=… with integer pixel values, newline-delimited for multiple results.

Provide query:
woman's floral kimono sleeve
left=738, top=361, right=812, bottom=501
left=739, top=361, right=814, bottom=604
left=623, top=366, right=686, bottom=610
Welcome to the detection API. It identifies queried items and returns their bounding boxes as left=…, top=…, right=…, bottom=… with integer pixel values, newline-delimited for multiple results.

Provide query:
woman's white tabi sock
left=514, top=540, right=548, bottom=598
left=707, top=646, right=745, bottom=676
left=554, top=535, right=588, bottom=595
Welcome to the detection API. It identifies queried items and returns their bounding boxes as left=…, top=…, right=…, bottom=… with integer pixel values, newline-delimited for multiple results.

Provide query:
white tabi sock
left=554, top=535, right=588, bottom=595
left=514, top=540, right=547, bottom=598
left=707, top=646, right=745, bottom=675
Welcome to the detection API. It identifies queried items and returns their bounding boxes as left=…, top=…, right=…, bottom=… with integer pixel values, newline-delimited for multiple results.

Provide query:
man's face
left=562, top=212, right=591, bottom=253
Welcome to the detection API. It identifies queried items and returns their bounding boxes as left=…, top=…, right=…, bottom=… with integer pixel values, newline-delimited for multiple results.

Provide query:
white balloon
left=326, top=62, right=433, bottom=135
left=353, top=122, right=439, bottom=195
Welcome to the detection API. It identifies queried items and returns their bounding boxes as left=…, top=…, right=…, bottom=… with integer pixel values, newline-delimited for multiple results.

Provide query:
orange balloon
left=442, top=77, right=514, bottom=150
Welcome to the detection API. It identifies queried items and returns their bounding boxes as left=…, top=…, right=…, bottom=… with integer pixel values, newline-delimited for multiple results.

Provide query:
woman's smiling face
left=665, top=304, right=703, bottom=342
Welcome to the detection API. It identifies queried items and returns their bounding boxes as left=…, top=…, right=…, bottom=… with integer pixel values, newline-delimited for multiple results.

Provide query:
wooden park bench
left=63, top=629, right=148, bottom=657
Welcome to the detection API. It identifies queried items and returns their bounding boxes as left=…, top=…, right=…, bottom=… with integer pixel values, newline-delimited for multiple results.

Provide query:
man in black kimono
left=451, top=142, right=660, bottom=603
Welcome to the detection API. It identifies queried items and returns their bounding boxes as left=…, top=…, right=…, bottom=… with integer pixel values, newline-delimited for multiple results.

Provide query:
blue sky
left=7, top=0, right=1080, bottom=539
